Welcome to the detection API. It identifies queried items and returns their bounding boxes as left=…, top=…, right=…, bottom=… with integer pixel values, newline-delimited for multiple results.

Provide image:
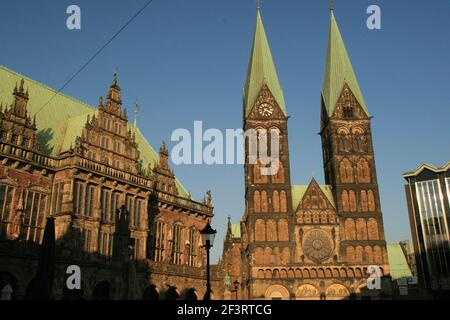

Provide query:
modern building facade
left=221, top=7, right=391, bottom=300
left=404, top=162, right=450, bottom=296
left=0, top=66, right=223, bottom=300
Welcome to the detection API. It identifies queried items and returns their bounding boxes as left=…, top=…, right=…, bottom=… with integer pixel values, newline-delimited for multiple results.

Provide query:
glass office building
left=404, top=162, right=450, bottom=295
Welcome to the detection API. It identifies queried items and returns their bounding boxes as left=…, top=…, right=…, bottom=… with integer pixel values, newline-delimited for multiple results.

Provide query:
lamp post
left=200, top=223, right=217, bottom=301
left=233, top=280, right=239, bottom=300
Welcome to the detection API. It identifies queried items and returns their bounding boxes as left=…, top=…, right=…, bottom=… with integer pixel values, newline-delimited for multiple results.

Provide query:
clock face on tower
left=258, top=102, right=274, bottom=117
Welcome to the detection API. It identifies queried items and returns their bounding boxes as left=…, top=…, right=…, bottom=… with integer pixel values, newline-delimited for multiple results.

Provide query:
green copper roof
left=0, top=65, right=188, bottom=197
left=387, top=244, right=413, bottom=281
left=322, top=11, right=368, bottom=117
left=231, top=223, right=241, bottom=238
left=244, top=10, right=286, bottom=116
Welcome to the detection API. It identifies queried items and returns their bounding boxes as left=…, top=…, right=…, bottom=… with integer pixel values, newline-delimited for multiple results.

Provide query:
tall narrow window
left=101, top=189, right=111, bottom=222
left=134, top=198, right=142, bottom=228
left=52, top=182, right=64, bottom=214
left=155, top=221, right=165, bottom=262
left=188, top=229, right=197, bottom=267
left=24, top=191, right=47, bottom=243
left=73, top=182, right=85, bottom=215
left=126, top=195, right=134, bottom=226
left=111, top=192, right=121, bottom=221
left=172, top=224, right=183, bottom=265
left=0, top=185, right=13, bottom=237
left=84, top=185, right=96, bottom=217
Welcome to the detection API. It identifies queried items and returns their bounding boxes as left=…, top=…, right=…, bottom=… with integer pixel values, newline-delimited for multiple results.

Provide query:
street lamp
left=200, top=222, right=217, bottom=301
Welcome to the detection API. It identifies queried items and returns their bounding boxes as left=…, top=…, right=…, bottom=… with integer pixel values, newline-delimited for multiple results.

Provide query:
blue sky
left=1, top=0, right=449, bottom=263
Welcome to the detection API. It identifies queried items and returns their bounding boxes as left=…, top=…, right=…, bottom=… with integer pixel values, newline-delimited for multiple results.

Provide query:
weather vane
left=133, top=100, right=140, bottom=127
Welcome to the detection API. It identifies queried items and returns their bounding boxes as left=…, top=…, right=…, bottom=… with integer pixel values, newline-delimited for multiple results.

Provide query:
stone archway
left=264, top=284, right=290, bottom=300
left=165, top=286, right=180, bottom=300
left=143, top=284, right=159, bottom=300
left=325, top=283, right=350, bottom=300
left=295, top=284, right=320, bottom=300
left=184, top=288, right=198, bottom=300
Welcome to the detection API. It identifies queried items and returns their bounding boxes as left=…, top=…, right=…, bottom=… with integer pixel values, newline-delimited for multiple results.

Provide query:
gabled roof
left=291, top=180, right=335, bottom=212
left=403, top=161, right=450, bottom=178
left=386, top=244, right=413, bottom=281
left=0, top=65, right=189, bottom=197
left=244, top=10, right=286, bottom=117
left=321, top=11, right=368, bottom=117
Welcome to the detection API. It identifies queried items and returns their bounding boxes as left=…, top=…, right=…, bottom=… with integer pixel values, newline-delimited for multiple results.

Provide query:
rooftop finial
left=329, top=0, right=334, bottom=11
left=257, top=0, right=261, bottom=10
left=133, top=100, right=140, bottom=127
left=113, top=66, right=118, bottom=85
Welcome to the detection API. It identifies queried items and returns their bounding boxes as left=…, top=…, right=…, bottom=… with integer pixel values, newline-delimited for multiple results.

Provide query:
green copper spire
left=321, top=10, right=369, bottom=117
left=244, top=9, right=286, bottom=117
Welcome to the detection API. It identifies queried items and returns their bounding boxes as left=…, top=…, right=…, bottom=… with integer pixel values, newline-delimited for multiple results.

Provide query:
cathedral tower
left=241, top=7, right=294, bottom=299
left=320, top=10, right=390, bottom=276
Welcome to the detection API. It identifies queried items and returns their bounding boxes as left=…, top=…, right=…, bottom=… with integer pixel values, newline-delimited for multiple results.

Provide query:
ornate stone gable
left=74, top=77, right=141, bottom=175
left=246, top=84, right=287, bottom=121
left=0, top=79, right=39, bottom=151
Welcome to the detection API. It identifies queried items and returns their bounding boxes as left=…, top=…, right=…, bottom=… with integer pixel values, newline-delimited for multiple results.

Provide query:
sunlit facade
left=404, top=162, right=450, bottom=296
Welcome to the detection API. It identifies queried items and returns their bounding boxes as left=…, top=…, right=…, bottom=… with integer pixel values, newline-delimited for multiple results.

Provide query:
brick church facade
left=221, top=8, right=392, bottom=300
left=0, top=67, right=222, bottom=300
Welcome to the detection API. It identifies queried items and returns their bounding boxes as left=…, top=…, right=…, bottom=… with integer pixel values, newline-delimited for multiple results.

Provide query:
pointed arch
left=273, top=191, right=280, bottom=212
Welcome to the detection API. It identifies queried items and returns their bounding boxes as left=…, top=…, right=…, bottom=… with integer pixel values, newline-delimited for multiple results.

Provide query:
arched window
left=367, top=219, right=380, bottom=240
left=266, top=219, right=277, bottom=241
left=368, top=190, right=376, bottom=212
left=356, top=219, right=368, bottom=240
left=373, top=246, right=383, bottom=264
left=355, top=246, right=364, bottom=263
left=254, top=191, right=261, bottom=213
left=340, top=159, right=354, bottom=183
left=273, top=191, right=280, bottom=212
left=255, top=220, right=266, bottom=242
left=342, top=191, right=349, bottom=212
left=345, top=219, right=356, bottom=240
left=357, top=158, right=371, bottom=183
left=261, top=191, right=268, bottom=213
left=280, top=191, right=287, bottom=213
left=346, top=246, right=355, bottom=262
left=360, top=191, right=368, bottom=212
left=278, top=219, right=289, bottom=241
left=364, top=246, right=373, bottom=264
left=349, top=190, right=357, bottom=212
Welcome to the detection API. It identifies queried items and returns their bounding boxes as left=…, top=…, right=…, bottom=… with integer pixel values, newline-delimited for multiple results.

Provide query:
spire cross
left=113, top=66, right=119, bottom=84
left=133, top=100, right=140, bottom=127
left=329, top=0, right=334, bottom=11
left=257, top=0, right=261, bottom=10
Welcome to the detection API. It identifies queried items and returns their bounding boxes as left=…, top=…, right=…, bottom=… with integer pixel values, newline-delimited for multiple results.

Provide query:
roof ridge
left=0, top=65, right=96, bottom=113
